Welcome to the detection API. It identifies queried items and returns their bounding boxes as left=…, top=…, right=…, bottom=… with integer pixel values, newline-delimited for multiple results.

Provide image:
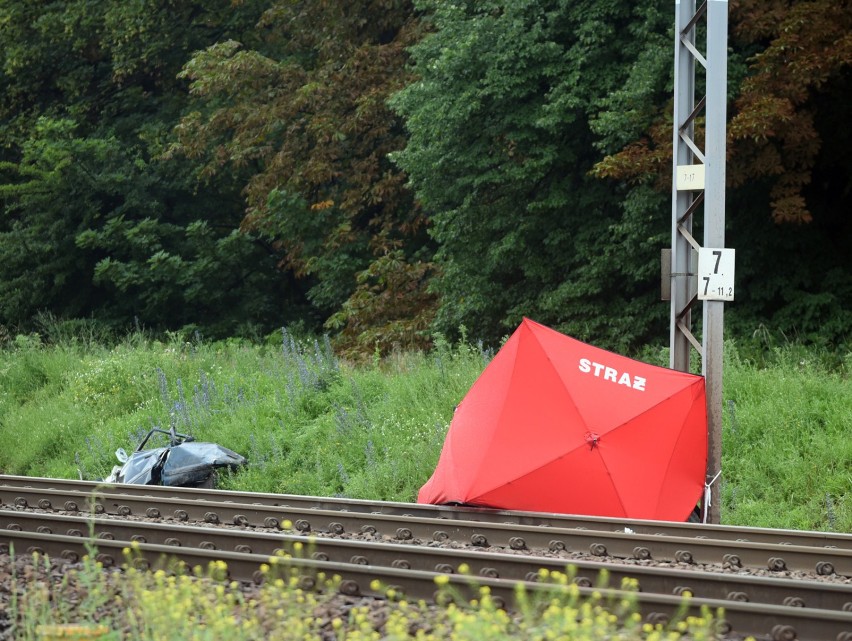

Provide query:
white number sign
left=698, top=247, right=735, bottom=301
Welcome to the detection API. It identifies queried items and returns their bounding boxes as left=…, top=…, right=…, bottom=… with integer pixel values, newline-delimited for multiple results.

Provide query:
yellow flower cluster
left=13, top=552, right=724, bottom=641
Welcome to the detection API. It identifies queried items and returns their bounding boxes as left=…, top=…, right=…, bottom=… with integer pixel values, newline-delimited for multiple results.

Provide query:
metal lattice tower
left=670, top=0, right=729, bottom=524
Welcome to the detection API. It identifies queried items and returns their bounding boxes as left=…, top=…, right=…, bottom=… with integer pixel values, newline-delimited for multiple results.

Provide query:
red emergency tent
left=418, top=318, right=707, bottom=521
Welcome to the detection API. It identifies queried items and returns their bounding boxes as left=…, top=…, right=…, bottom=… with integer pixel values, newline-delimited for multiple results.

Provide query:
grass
left=720, top=342, right=852, bottom=530
left=0, top=328, right=486, bottom=502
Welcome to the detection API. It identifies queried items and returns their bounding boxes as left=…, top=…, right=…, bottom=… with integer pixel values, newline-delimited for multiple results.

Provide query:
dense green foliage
left=0, top=1, right=849, bottom=352
left=391, top=0, right=677, bottom=349
left=168, top=1, right=436, bottom=354
left=0, top=0, right=295, bottom=337
left=592, top=0, right=852, bottom=348
left=0, top=332, right=848, bottom=531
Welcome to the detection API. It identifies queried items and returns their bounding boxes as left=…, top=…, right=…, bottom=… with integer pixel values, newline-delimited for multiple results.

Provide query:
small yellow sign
left=676, top=164, right=705, bottom=191
left=36, top=624, right=110, bottom=641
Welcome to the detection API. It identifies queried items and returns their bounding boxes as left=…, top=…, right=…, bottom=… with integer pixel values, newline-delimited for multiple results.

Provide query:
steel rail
left=2, top=508, right=850, bottom=613
left=1, top=528, right=850, bottom=641
left=2, top=475, right=848, bottom=548
left=3, top=485, right=850, bottom=578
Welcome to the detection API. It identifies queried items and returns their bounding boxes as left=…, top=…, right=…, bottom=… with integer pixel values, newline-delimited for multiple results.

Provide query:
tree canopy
left=391, top=0, right=680, bottom=349
left=0, top=0, right=296, bottom=336
left=169, top=1, right=436, bottom=353
left=592, top=0, right=852, bottom=344
left=0, top=0, right=849, bottom=351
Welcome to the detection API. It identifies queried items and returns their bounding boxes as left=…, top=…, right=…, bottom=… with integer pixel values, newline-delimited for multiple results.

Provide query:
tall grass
left=721, top=342, right=852, bottom=531
left=0, top=328, right=488, bottom=503
left=0, top=327, right=848, bottom=531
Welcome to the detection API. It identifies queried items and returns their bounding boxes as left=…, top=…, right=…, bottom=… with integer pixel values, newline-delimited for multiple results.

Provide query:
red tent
left=418, top=318, right=707, bottom=521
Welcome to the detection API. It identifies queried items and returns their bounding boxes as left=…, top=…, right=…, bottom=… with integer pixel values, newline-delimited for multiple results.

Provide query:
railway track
left=2, top=474, right=846, bottom=547
left=1, top=475, right=850, bottom=641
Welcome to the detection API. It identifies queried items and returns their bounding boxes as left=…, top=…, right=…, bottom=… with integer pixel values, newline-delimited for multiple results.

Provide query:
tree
left=391, top=0, right=675, bottom=349
left=0, top=1, right=294, bottom=336
left=0, top=119, right=108, bottom=324
left=592, top=0, right=852, bottom=345
left=728, top=0, right=851, bottom=225
left=170, top=1, right=437, bottom=354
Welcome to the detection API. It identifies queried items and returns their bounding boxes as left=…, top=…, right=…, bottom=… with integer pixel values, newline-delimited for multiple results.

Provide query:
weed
left=8, top=548, right=722, bottom=641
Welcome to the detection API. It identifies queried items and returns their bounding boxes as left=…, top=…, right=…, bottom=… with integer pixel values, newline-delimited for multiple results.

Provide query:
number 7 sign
left=698, top=248, right=735, bottom=301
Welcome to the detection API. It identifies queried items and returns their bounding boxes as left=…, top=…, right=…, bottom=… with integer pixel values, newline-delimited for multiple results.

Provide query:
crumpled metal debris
left=105, top=427, right=246, bottom=488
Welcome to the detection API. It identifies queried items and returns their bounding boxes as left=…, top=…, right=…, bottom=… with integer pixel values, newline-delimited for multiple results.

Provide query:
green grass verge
left=0, top=329, right=849, bottom=531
